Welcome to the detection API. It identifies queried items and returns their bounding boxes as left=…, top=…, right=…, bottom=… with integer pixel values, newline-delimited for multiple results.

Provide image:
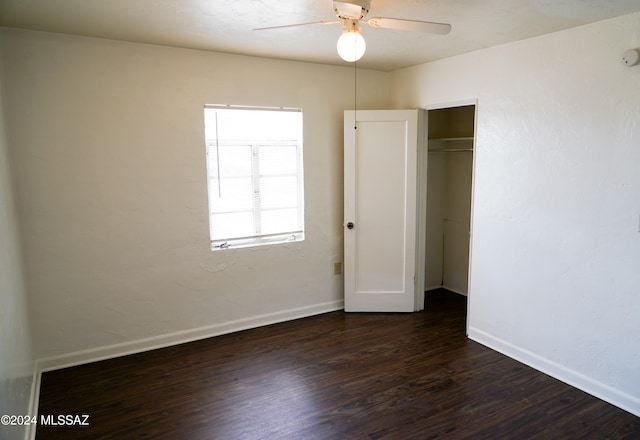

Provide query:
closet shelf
left=429, top=148, right=473, bottom=153
left=428, top=136, right=474, bottom=153
left=428, top=136, right=474, bottom=142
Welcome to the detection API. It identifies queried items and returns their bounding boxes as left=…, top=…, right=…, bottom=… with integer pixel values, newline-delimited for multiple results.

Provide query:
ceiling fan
left=255, top=0, right=452, bottom=62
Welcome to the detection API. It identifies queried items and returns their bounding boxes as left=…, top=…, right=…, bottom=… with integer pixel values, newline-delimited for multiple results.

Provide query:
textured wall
left=0, top=33, right=35, bottom=440
left=391, top=12, right=640, bottom=415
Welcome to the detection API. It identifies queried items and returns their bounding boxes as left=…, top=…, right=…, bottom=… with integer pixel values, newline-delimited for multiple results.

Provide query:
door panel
left=344, top=110, right=421, bottom=312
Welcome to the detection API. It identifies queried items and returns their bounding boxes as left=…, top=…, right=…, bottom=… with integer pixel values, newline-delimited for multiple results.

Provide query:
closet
left=424, top=105, right=475, bottom=296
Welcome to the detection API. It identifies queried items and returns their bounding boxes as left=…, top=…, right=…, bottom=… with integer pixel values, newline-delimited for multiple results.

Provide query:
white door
left=344, top=109, right=423, bottom=312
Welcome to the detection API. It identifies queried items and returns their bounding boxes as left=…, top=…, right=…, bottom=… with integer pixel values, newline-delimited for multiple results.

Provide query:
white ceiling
left=1, top=0, right=639, bottom=71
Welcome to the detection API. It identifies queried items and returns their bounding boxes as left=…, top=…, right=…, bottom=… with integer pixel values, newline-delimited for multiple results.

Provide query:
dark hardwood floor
left=36, top=289, right=639, bottom=439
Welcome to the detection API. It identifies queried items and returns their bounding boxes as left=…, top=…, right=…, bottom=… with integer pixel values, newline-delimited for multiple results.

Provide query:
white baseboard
left=468, top=326, right=640, bottom=417
left=425, top=285, right=468, bottom=296
left=36, top=299, right=343, bottom=373
left=442, top=285, right=467, bottom=296
left=25, top=367, right=40, bottom=440
left=25, top=300, right=342, bottom=440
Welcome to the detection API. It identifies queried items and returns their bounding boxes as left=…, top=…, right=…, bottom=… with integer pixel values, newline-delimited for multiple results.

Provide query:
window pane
left=261, top=208, right=299, bottom=235
left=205, top=108, right=301, bottom=142
left=260, top=176, right=298, bottom=209
left=209, top=177, right=253, bottom=212
left=207, top=145, right=252, bottom=177
left=210, top=212, right=254, bottom=240
left=259, top=145, right=298, bottom=175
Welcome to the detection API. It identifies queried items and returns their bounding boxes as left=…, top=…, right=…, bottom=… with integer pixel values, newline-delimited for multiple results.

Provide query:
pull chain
left=354, top=58, right=357, bottom=130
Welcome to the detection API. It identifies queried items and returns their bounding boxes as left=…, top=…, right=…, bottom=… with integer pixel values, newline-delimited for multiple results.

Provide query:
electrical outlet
left=334, top=262, right=342, bottom=275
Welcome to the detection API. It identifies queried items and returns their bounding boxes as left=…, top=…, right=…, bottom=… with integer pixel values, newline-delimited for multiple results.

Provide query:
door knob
left=347, top=222, right=354, bottom=229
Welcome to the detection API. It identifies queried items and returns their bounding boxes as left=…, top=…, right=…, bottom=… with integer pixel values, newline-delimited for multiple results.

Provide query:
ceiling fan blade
left=254, top=20, right=341, bottom=31
left=365, top=17, right=451, bottom=35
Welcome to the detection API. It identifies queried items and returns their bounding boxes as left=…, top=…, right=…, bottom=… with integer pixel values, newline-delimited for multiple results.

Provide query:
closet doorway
left=422, top=104, right=475, bottom=324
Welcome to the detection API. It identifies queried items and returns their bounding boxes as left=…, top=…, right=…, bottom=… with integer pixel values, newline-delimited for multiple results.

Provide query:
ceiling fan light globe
left=337, top=30, right=366, bottom=62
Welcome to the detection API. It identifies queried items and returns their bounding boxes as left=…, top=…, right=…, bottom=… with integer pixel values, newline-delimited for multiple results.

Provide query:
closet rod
left=428, top=149, right=473, bottom=153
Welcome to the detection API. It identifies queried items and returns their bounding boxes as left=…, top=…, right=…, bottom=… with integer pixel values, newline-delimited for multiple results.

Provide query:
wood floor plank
left=36, top=290, right=640, bottom=439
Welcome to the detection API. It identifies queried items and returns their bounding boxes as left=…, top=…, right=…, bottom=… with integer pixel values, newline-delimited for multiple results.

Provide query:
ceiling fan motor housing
left=333, top=0, right=371, bottom=20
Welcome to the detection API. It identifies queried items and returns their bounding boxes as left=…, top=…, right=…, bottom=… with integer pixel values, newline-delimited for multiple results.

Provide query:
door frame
left=417, top=99, right=478, bottom=334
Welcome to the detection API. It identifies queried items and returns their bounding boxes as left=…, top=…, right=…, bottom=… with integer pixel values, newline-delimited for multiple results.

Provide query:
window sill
left=211, top=233, right=305, bottom=251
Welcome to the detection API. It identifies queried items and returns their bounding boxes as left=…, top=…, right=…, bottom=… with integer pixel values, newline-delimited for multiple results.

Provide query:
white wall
left=392, top=12, right=640, bottom=415
left=442, top=152, right=472, bottom=294
left=0, top=33, right=35, bottom=440
left=425, top=152, right=445, bottom=289
left=0, top=29, right=390, bottom=366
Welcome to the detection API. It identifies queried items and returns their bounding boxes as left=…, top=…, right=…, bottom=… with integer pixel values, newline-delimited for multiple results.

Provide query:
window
left=204, top=105, right=304, bottom=250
